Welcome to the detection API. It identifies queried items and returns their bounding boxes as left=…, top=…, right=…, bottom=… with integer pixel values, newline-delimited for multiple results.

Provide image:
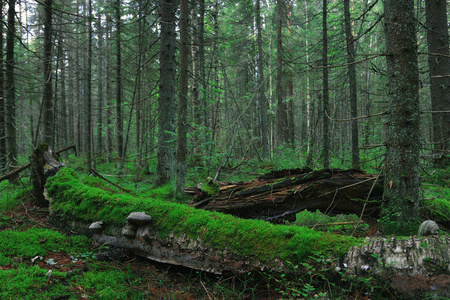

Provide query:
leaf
left=389, top=180, right=393, bottom=189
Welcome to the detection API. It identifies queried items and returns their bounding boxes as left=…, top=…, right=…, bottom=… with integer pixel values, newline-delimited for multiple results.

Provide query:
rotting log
left=187, top=168, right=383, bottom=224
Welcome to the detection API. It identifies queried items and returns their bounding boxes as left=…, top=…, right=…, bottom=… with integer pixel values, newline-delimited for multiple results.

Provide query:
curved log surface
left=188, top=168, right=383, bottom=222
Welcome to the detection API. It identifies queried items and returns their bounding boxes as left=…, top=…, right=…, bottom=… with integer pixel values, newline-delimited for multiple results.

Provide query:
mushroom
left=89, top=221, right=103, bottom=233
left=126, top=212, right=152, bottom=226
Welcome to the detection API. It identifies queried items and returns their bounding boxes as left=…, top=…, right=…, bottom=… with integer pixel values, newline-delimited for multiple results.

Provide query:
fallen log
left=45, top=168, right=450, bottom=298
left=187, top=168, right=383, bottom=223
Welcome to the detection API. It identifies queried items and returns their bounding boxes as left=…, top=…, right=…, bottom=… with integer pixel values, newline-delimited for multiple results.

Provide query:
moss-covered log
left=46, top=168, right=356, bottom=274
left=188, top=168, right=383, bottom=223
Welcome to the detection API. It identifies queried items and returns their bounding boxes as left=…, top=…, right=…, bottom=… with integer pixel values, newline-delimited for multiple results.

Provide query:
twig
left=352, top=168, right=383, bottom=236
left=200, top=281, right=213, bottom=300
left=89, top=168, right=132, bottom=193
left=326, top=111, right=387, bottom=122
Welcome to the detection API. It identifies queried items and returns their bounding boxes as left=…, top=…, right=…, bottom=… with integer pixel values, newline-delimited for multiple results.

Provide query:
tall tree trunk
left=86, top=0, right=93, bottom=166
left=105, top=14, right=113, bottom=162
left=6, top=0, right=17, bottom=178
left=57, top=13, right=67, bottom=151
left=425, top=0, right=450, bottom=157
left=42, top=0, right=53, bottom=145
left=276, top=0, right=287, bottom=146
left=382, top=0, right=421, bottom=235
left=156, top=0, right=177, bottom=186
left=344, top=0, right=360, bottom=169
left=115, top=0, right=124, bottom=163
left=0, top=0, right=6, bottom=172
left=176, top=0, right=189, bottom=198
left=256, top=0, right=268, bottom=160
left=322, top=0, right=330, bottom=169
left=97, top=12, right=104, bottom=155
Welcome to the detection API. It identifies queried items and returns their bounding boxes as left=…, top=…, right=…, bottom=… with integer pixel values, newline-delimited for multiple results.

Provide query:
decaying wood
left=187, top=168, right=383, bottom=223
left=49, top=217, right=285, bottom=275
left=0, top=144, right=76, bottom=183
left=343, top=236, right=450, bottom=298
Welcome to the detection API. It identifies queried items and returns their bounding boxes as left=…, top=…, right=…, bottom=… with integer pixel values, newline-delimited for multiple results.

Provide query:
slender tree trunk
left=57, top=13, right=67, bottom=151
left=156, top=0, right=177, bottom=186
left=97, top=12, right=104, bottom=154
left=6, top=0, right=17, bottom=177
left=322, top=0, right=330, bottom=169
left=42, top=0, right=53, bottom=145
left=425, top=0, right=450, bottom=157
left=86, top=0, right=93, bottom=166
left=105, top=15, right=113, bottom=162
left=176, top=0, right=189, bottom=198
left=256, top=0, right=268, bottom=160
left=276, top=0, right=287, bottom=146
left=382, top=0, right=421, bottom=235
left=115, top=0, right=124, bottom=162
left=0, top=0, right=6, bottom=172
left=344, top=0, right=360, bottom=169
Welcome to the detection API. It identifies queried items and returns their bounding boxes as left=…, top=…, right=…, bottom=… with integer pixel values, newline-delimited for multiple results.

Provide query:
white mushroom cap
left=126, top=212, right=152, bottom=226
left=89, top=221, right=103, bottom=230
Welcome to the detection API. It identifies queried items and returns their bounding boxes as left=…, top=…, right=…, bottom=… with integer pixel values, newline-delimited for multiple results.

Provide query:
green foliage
left=46, top=168, right=357, bottom=265
left=423, top=166, right=450, bottom=186
left=422, top=185, right=450, bottom=225
left=271, top=146, right=305, bottom=170
left=0, top=180, right=30, bottom=212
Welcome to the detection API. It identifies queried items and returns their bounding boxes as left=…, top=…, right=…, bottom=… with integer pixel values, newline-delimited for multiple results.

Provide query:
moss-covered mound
left=46, top=168, right=357, bottom=264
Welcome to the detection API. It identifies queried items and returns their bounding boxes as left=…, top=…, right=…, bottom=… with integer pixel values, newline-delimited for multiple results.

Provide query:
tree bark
left=0, top=0, right=5, bottom=172
left=322, top=0, right=330, bottom=169
left=425, top=0, right=450, bottom=157
left=382, top=0, right=421, bottom=235
left=256, top=0, right=268, bottom=160
left=344, top=0, right=360, bottom=169
left=156, top=0, right=177, bottom=186
left=115, top=0, right=124, bottom=162
left=42, top=0, right=53, bottom=145
left=86, top=0, right=93, bottom=166
left=176, top=0, right=189, bottom=198
left=276, top=0, right=287, bottom=146
left=6, top=0, right=17, bottom=179
left=96, top=12, right=104, bottom=155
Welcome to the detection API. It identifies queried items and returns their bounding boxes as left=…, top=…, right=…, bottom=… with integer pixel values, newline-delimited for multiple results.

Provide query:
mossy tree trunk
left=156, top=0, right=177, bottom=186
left=381, top=0, right=421, bottom=235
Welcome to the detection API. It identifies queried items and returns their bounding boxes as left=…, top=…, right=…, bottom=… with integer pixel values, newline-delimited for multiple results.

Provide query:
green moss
left=46, top=168, right=357, bottom=264
left=200, top=177, right=220, bottom=196
left=0, top=227, right=91, bottom=265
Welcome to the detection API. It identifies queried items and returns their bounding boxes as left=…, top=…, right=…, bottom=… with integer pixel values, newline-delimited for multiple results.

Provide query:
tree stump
left=29, top=143, right=64, bottom=207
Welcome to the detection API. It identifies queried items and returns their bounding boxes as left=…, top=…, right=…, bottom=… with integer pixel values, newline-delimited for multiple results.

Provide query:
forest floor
left=0, top=190, right=386, bottom=299
left=1, top=160, right=448, bottom=299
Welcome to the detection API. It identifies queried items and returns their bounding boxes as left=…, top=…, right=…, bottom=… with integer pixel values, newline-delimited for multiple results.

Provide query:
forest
left=0, top=0, right=449, bottom=298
